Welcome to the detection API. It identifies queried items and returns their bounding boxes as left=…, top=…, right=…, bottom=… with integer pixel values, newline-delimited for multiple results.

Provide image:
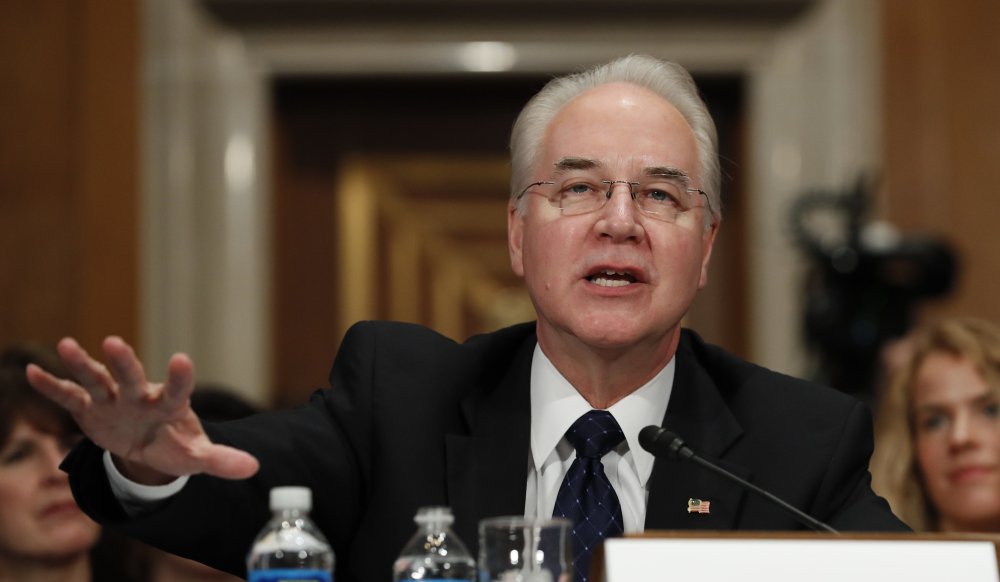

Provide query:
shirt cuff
left=103, top=450, right=189, bottom=515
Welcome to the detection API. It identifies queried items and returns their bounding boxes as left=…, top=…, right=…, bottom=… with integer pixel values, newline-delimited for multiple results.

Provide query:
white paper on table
left=603, top=537, right=999, bottom=582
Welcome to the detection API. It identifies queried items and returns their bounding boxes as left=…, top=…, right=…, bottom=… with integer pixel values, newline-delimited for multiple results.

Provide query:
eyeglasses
left=516, top=172, right=712, bottom=223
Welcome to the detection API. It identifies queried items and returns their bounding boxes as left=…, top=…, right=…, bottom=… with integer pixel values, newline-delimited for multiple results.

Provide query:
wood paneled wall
left=882, top=0, right=1000, bottom=323
left=0, top=2, right=139, bottom=353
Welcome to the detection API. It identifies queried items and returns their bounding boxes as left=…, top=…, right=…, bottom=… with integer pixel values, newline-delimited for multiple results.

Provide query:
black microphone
left=638, top=425, right=839, bottom=534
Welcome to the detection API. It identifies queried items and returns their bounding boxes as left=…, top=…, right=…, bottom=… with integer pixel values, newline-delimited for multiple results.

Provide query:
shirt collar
left=529, top=343, right=675, bottom=486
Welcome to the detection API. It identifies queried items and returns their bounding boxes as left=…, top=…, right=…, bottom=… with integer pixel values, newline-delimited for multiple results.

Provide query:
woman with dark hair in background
left=872, top=317, right=1000, bottom=532
left=0, top=344, right=139, bottom=582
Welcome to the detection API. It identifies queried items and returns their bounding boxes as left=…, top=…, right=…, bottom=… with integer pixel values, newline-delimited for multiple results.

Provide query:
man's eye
left=640, top=188, right=680, bottom=206
left=982, top=401, right=999, bottom=418
left=647, top=189, right=671, bottom=203
left=564, top=183, right=596, bottom=196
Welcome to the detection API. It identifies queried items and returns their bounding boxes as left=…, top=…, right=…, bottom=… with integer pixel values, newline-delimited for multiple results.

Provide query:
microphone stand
left=640, top=426, right=839, bottom=534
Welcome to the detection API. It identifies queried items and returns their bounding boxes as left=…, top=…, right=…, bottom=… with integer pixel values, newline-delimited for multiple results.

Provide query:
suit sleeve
left=62, top=322, right=380, bottom=577
left=810, top=400, right=910, bottom=532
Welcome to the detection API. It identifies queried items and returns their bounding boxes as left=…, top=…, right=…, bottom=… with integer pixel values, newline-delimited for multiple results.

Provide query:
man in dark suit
left=27, top=55, right=908, bottom=582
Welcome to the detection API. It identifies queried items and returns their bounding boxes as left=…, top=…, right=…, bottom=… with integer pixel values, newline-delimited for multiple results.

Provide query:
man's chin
left=563, top=320, right=678, bottom=352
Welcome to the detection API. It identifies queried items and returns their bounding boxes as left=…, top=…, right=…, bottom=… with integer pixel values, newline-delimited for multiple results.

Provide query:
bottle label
left=248, top=569, right=333, bottom=582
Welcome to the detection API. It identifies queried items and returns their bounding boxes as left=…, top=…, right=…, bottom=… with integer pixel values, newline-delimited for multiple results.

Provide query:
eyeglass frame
left=515, top=175, right=714, bottom=223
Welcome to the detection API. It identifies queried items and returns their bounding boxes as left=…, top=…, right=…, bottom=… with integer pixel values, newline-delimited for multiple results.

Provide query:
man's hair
left=509, top=54, right=721, bottom=224
left=871, top=317, right=1000, bottom=531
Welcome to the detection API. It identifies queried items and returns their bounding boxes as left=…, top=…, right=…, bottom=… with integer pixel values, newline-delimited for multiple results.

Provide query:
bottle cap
left=414, top=506, right=454, bottom=526
left=270, top=486, right=312, bottom=511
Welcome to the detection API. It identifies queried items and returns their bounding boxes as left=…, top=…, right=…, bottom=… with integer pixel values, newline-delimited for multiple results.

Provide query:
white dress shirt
left=523, top=344, right=674, bottom=533
left=106, top=341, right=675, bottom=528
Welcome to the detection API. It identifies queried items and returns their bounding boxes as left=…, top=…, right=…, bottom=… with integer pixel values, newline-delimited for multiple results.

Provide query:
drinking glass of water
left=478, top=517, right=572, bottom=582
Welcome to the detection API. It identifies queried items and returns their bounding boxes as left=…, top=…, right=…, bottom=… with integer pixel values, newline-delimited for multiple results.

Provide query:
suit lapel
left=447, top=332, right=535, bottom=549
left=446, top=328, right=751, bottom=539
left=644, top=332, right=750, bottom=531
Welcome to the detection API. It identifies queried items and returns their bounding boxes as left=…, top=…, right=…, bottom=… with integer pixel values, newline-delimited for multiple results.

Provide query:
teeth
left=592, top=277, right=631, bottom=287
left=589, top=269, right=637, bottom=287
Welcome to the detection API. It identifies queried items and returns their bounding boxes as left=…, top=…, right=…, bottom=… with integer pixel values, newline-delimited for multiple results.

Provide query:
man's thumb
left=204, top=445, right=260, bottom=480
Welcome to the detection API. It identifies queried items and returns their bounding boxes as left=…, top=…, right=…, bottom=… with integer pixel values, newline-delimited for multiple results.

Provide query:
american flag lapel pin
left=687, top=498, right=711, bottom=514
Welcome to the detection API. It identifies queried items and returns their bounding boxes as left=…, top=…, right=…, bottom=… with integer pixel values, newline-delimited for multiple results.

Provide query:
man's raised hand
left=25, top=336, right=259, bottom=484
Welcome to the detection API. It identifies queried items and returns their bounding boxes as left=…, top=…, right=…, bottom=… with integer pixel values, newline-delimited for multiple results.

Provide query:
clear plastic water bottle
left=247, top=486, right=335, bottom=582
left=392, top=506, right=476, bottom=581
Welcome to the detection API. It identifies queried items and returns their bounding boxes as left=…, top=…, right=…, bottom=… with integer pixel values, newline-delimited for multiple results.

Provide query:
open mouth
left=586, top=269, right=638, bottom=288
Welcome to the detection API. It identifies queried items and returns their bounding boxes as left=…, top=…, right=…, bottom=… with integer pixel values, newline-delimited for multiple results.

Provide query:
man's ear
left=508, top=203, right=525, bottom=277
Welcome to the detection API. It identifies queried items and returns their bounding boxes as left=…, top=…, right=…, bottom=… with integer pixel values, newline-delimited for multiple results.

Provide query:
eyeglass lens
left=529, top=173, right=705, bottom=222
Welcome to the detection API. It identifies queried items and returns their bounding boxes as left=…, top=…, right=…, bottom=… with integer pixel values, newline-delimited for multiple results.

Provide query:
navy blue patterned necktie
left=553, top=410, right=626, bottom=582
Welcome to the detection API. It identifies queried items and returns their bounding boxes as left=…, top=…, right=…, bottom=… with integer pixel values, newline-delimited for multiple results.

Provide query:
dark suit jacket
left=63, top=321, right=907, bottom=581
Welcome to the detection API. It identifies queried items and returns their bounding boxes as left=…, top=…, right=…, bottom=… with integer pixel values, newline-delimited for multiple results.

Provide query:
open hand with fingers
left=24, top=336, right=260, bottom=484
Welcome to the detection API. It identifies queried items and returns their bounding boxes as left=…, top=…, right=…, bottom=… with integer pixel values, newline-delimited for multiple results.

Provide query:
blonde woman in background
left=872, top=317, right=1000, bottom=532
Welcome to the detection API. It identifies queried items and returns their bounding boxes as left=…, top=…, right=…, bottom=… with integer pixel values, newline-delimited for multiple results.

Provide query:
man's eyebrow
left=553, top=157, right=601, bottom=172
left=550, top=159, right=692, bottom=181
left=643, top=166, right=691, bottom=181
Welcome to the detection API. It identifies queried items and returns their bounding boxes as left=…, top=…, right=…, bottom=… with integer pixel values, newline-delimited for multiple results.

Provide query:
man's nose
left=604, top=181, right=636, bottom=204
left=596, top=182, right=643, bottom=241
